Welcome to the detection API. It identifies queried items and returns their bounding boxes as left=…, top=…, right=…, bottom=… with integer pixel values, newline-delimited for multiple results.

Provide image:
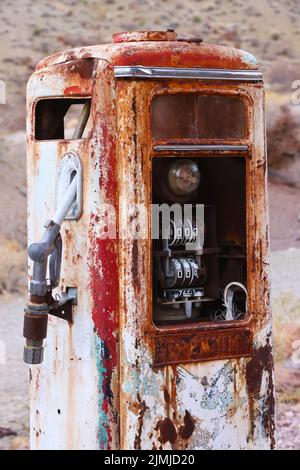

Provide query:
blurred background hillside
left=0, top=0, right=300, bottom=450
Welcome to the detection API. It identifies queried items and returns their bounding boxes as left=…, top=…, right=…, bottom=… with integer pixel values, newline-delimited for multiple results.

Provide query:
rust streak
left=246, top=336, right=275, bottom=448
left=155, top=417, right=177, bottom=445
left=133, top=393, right=149, bottom=450
left=178, top=410, right=195, bottom=440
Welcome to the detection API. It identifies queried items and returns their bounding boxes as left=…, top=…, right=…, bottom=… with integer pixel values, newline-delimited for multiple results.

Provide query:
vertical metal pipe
left=72, top=100, right=91, bottom=140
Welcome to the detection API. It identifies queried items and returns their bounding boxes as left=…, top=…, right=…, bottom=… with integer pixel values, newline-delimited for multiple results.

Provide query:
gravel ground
left=276, top=404, right=300, bottom=450
left=0, top=294, right=29, bottom=450
left=271, top=249, right=300, bottom=450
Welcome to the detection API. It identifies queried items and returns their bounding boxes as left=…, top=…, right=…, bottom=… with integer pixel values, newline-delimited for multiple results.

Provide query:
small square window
left=35, top=98, right=92, bottom=141
left=151, top=94, right=246, bottom=140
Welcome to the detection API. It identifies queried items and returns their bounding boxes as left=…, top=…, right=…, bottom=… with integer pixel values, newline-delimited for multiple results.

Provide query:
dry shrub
left=275, top=365, right=300, bottom=404
left=9, top=436, right=29, bottom=450
left=267, top=105, right=300, bottom=169
left=0, top=238, right=27, bottom=294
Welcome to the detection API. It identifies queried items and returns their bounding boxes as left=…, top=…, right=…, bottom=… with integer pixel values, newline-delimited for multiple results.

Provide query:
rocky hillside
left=0, top=0, right=300, bottom=133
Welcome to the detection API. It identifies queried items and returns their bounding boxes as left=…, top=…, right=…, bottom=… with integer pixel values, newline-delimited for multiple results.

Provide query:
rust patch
left=164, top=388, right=171, bottom=405
left=131, top=239, right=139, bottom=289
left=133, top=393, right=149, bottom=450
left=35, top=36, right=259, bottom=74
left=64, top=85, right=83, bottom=95
left=171, top=366, right=178, bottom=419
left=155, top=408, right=196, bottom=449
left=156, top=417, right=177, bottom=445
left=246, top=336, right=275, bottom=448
left=112, top=30, right=177, bottom=43
left=178, top=410, right=195, bottom=440
left=201, top=375, right=209, bottom=387
left=163, top=367, right=171, bottom=418
left=163, top=367, right=178, bottom=424
left=113, top=42, right=258, bottom=70
left=53, top=58, right=95, bottom=80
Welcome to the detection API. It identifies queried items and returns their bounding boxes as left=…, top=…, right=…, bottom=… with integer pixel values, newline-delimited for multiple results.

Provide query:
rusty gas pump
left=24, top=30, right=275, bottom=450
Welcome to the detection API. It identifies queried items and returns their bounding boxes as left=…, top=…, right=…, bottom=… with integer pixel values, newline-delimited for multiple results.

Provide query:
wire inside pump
left=224, top=281, right=248, bottom=321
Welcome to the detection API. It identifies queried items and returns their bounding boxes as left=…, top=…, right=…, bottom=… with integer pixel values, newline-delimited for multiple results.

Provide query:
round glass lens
left=168, top=159, right=200, bottom=195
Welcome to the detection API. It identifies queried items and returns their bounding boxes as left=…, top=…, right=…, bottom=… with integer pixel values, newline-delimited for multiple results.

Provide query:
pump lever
left=49, top=233, right=62, bottom=288
left=52, top=175, right=78, bottom=226
left=27, top=176, right=77, bottom=298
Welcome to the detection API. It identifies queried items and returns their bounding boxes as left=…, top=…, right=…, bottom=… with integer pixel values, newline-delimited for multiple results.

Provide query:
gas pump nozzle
left=23, top=177, right=78, bottom=364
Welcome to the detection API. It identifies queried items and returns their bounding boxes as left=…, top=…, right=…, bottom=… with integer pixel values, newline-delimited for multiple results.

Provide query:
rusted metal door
left=117, top=77, right=275, bottom=450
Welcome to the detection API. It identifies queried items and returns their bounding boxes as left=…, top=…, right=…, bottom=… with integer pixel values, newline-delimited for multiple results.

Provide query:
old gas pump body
left=25, top=30, right=275, bottom=450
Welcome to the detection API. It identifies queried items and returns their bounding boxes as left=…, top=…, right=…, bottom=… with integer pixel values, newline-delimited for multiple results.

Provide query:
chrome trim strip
left=114, top=66, right=263, bottom=81
left=154, top=144, right=249, bottom=152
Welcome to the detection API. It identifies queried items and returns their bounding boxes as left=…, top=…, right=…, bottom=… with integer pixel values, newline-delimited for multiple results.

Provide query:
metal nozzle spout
left=23, top=304, right=48, bottom=365
left=23, top=339, right=44, bottom=365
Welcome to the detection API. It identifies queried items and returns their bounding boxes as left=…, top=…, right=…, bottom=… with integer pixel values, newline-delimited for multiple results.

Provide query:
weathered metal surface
left=27, top=32, right=274, bottom=450
left=112, top=30, right=178, bottom=43
left=153, top=328, right=253, bottom=367
left=36, top=41, right=259, bottom=73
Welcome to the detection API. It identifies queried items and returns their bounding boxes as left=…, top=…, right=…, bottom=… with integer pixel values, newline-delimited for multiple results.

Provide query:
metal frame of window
left=114, top=66, right=263, bottom=82
left=154, top=144, right=249, bottom=152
